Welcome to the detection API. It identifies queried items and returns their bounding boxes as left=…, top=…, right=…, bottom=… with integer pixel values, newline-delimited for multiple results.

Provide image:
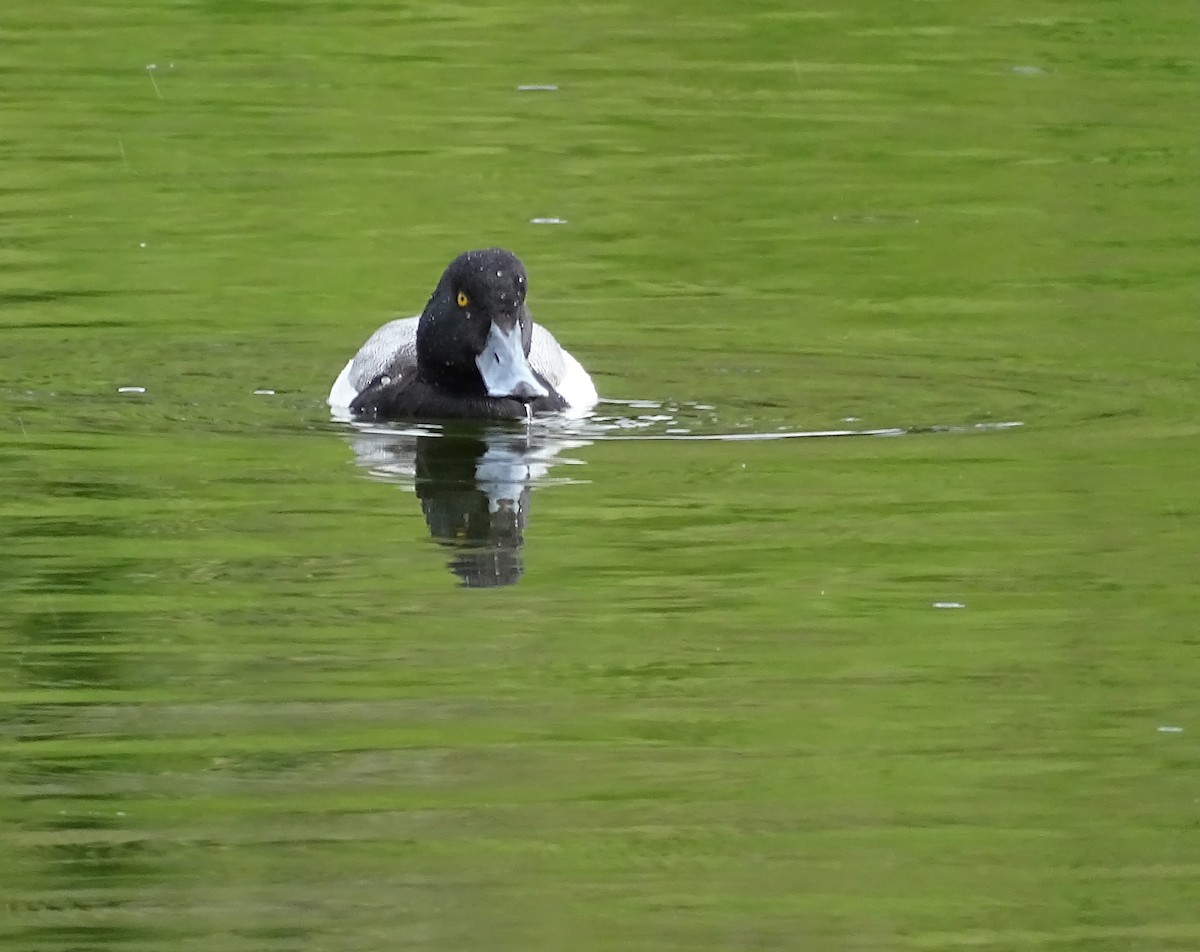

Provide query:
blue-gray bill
left=476, top=322, right=547, bottom=401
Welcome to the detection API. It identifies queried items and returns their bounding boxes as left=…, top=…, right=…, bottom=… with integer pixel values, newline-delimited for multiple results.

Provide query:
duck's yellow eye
left=456, top=291, right=469, bottom=308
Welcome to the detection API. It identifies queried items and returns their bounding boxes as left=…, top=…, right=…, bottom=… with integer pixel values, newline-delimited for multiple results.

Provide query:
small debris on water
left=842, top=416, right=860, bottom=423
left=252, top=389, right=275, bottom=396
left=139, top=242, right=146, bottom=248
left=530, top=217, right=568, bottom=225
left=1011, top=65, right=1045, bottom=75
left=145, top=64, right=163, bottom=99
left=933, top=602, right=965, bottom=609
left=517, top=84, right=559, bottom=91
left=1157, top=725, right=1183, bottom=733
left=832, top=213, right=920, bottom=225
left=118, top=387, right=146, bottom=394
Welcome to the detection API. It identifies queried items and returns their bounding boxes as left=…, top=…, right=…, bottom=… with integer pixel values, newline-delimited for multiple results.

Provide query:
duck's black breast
left=350, top=373, right=567, bottom=421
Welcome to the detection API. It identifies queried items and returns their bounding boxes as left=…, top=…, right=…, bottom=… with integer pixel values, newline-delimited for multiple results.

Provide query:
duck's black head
left=416, top=248, right=547, bottom=402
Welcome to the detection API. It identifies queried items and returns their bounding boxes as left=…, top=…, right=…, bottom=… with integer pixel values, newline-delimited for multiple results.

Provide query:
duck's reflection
left=343, top=425, right=589, bottom=588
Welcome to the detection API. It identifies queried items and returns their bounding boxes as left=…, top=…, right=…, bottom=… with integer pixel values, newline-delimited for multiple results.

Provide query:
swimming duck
left=328, top=248, right=597, bottom=420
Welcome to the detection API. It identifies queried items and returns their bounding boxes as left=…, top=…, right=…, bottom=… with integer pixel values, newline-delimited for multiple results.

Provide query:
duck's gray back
left=348, top=316, right=420, bottom=391
left=528, top=323, right=570, bottom=385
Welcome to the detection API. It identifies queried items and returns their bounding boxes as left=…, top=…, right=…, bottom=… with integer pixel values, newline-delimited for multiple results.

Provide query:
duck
left=327, top=248, right=598, bottom=421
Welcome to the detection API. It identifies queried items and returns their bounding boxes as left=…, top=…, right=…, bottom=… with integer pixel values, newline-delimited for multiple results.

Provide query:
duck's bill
left=476, top=323, right=548, bottom=401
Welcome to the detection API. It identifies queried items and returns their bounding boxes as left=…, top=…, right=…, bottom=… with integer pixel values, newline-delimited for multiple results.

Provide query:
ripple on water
left=337, top=401, right=1023, bottom=497
left=544, top=400, right=1023, bottom=443
left=334, top=404, right=1026, bottom=587
left=342, top=400, right=1023, bottom=450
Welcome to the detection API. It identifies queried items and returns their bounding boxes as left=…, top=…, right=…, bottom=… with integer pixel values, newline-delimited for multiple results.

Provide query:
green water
left=2, top=1, right=1197, bottom=949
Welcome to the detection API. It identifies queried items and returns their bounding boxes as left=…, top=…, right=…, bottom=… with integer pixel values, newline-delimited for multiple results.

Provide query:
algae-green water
left=1, top=2, right=1196, bottom=949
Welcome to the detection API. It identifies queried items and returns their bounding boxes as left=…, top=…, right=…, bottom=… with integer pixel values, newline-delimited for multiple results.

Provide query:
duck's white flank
left=552, top=348, right=599, bottom=411
left=327, top=357, right=358, bottom=410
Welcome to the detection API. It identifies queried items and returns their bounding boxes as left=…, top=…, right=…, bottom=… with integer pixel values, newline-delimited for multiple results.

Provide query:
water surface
left=2, top=1, right=1197, bottom=949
